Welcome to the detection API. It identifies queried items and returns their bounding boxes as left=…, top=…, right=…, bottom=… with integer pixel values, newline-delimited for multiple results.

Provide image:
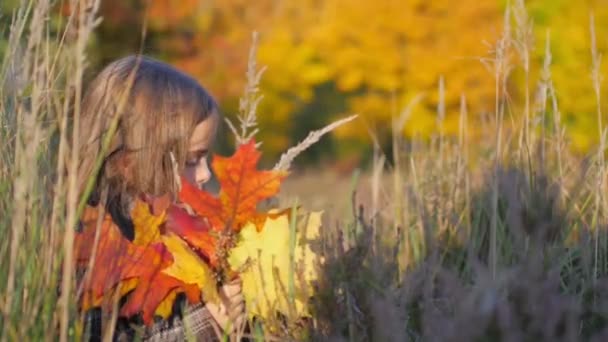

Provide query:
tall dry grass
left=2, top=1, right=608, bottom=342
left=298, top=4, right=608, bottom=342
left=1, top=0, right=101, bottom=340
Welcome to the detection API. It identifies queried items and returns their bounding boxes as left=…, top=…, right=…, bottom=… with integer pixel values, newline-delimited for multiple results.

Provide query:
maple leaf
left=179, top=139, right=288, bottom=233
left=228, top=210, right=323, bottom=326
left=165, top=205, right=218, bottom=266
left=119, top=269, right=200, bottom=323
left=131, top=199, right=165, bottom=245
left=160, top=233, right=219, bottom=304
left=76, top=202, right=217, bottom=325
left=75, top=208, right=172, bottom=320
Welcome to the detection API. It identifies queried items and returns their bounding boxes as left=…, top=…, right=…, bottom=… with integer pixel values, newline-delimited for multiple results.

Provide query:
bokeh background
left=3, top=0, right=608, bottom=167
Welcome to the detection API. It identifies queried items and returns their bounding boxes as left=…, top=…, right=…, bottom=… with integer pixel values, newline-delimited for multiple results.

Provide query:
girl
left=77, top=55, right=245, bottom=341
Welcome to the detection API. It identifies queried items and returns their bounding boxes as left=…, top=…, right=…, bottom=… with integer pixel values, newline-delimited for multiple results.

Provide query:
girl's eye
left=185, top=159, right=199, bottom=167
left=185, top=150, right=208, bottom=167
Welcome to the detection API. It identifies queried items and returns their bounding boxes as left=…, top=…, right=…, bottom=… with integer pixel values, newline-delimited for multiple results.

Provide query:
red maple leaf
left=165, top=205, right=218, bottom=266
left=179, top=139, right=288, bottom=233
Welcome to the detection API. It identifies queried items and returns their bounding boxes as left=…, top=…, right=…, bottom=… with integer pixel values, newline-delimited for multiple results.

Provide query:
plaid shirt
left=79, top=204, right=221, bottom=341
left=144, top=303, right=219, bottom=342
left=85, top=303, right=220, bottom=342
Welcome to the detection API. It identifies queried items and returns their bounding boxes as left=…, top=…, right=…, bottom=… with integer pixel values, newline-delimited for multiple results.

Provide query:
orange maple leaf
left=179, top=139, right=288, bottom=234
left=119, top=271, right=200, bottom=324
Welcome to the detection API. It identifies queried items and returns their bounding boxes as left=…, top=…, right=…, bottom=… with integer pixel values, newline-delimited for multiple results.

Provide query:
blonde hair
left=78, top=55, right=217, bottom=208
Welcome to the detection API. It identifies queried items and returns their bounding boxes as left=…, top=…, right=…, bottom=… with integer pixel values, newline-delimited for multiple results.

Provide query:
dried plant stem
left=590, top=13, right=605, bottom=285
left=60, top=1, right=101, bottom=341
left=4, top=0, right=50, bottom=332
left=273, top=114, right=358, bottom=172
left=47, top=89, right=71, bottom=285
left=539, top=30, right=564, bottom=184
left=514, top=0, right=533, bottom=156
left=392, top=94, right=424, bottom=240
left=226, top=31, right=266, bottom=146
left=490, top=7, right=512, bottom=279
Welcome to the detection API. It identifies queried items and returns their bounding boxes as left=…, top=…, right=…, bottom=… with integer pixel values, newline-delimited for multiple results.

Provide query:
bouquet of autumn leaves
left=74, top=140, right=322, bottom=330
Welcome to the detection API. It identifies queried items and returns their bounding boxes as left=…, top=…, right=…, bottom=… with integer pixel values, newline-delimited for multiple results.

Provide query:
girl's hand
left=205, top=279, right=246, bottom=336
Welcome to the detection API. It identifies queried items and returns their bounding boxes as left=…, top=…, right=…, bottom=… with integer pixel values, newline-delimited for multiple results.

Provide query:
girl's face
left=182, top=111, right=219, bottom=189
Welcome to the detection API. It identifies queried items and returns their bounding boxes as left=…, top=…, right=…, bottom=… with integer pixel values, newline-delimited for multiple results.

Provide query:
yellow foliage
left=142, top=0, right=608, bottom=155
left=162, top=0, right=501, bottom=153
left=228, top=210, right=322, bottom=325
left=523, top=0, right=608, bottom=152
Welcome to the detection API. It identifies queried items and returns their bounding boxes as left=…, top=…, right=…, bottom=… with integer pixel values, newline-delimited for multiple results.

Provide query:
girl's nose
left=196, top=159, right=211, bottom=187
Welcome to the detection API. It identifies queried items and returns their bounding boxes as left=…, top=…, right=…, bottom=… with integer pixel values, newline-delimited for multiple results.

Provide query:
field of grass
left=3, top=1, right=608, bottom=341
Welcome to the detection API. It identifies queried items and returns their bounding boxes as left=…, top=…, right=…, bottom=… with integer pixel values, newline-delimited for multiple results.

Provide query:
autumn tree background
left=74, top=0, right=607, bottom=167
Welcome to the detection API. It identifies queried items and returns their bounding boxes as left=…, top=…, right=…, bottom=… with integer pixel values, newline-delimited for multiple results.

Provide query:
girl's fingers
left=228, top=293, right=244, bottom=306
left=227, top=277, right=242, bottom=286
left=229, top=302, right=245, bottom=320
left=221, top=282, right=242, bottom=298
left=217, top=293, right=243, bottom=315
left=228, top=304, right=245, bottom=319
left=232, top=313, right=246, bottom=331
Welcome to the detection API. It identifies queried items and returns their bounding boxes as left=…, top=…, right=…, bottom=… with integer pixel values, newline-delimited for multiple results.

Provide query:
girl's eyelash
left=185, top=155, right=207, bottom=166
left=185, top=151, right=208, bottom=166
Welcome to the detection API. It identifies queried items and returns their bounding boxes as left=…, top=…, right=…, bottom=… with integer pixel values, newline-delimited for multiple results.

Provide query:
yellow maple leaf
left=160, top=233, right=219, bottom=303
left=152, top=232, right=221, bottom=318
left=228, top=210, right=322, bottom=324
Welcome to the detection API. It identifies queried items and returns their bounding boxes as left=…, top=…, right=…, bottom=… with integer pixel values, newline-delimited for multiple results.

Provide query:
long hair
left=78, top=55, right=217, bottom=216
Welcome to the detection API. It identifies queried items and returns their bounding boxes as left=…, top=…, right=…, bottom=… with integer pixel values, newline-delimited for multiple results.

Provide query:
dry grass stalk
left=60, top=2, right=102, bottom=341
left=489, top=5, right=513, bottom=280
left=226, top=31, right=266, bottom=146
left=588, top=13, right=607, bottom=287
left=273, top=114, right=358, bottom=172
left=513, top=0, right=534, bottom=152
left=0, top=1, right=101, bottom=340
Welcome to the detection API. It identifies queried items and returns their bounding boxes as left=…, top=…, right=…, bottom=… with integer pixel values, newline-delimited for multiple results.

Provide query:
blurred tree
left=523, top=0, right=608, bottom=152
left=139, top=0, right=502, bottom=161
left=0, top=0, right=24, bottom=61
left=69, top=0, right=608, bottom=161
